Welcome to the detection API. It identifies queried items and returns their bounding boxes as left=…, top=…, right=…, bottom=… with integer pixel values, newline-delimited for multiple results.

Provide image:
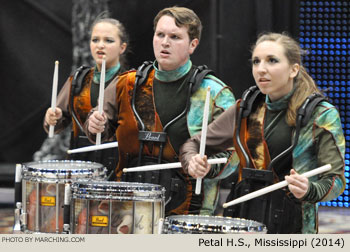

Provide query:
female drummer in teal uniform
left=180, top=32, right=346, bottom=233
left=43, top=15, right=129, bottom=178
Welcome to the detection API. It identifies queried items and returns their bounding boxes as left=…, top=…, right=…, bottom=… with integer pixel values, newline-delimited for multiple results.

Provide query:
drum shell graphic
left=70, top=180, right=165, bottom=234
left=21, top=160, right=107, bottom=233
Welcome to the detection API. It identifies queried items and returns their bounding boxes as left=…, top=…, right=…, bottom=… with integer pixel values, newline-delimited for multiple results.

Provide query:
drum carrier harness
left=123, top=61, right=215, bottom=213
left=69, top=66, right=118, bottom=180
left=223, top=85, right=327, bottom=233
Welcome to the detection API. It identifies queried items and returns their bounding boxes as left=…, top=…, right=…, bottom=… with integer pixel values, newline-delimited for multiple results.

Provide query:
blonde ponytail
left=286, top=66, right=321, bottom=126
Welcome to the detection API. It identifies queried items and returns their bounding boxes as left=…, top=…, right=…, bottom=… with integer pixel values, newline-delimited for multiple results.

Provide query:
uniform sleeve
left=302, top=105, right=346, bottom=203
left=180, top=104, right=237, bottom=174
left=206, top=83, right=236, bottom=178
left=43, top=77, right=73, bottom=133
left=212, top=85, right=236, bottom=119
left=187, top=76, right=236, bottom=178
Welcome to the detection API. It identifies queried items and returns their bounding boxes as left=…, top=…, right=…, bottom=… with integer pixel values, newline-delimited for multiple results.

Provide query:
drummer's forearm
left=179, top=134, right=201, bottom=173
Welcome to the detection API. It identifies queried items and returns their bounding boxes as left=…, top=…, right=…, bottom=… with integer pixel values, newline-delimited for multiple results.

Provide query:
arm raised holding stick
left=223, top=164, right=332, bottom=208
left=48, top=61, right=59, bottom=138
left=96, top=56, right=106, bottom=145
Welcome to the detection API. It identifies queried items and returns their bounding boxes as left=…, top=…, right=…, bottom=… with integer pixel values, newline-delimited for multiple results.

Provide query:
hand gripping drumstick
left=67, top=141, right=118, bottom=154
left=96, top=56, right=106, bottom=145
left=49, top=61, right=59, bottom=138
left=222, top=164, right=332, bottom=208
left=123, top=158, right=227, bottom=173
left=195, top=86, right=211, bottom=195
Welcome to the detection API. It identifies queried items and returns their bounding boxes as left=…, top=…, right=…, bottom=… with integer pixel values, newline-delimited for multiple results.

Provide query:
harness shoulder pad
left=72, top=65, right=91, bottom=95
left=240, top=86, right=262, bottom=118
left=297, top=93, right=327, bottom=127
left=135, top=61, right=153, bottom=87
left=190, top=65, right=215, bottom=94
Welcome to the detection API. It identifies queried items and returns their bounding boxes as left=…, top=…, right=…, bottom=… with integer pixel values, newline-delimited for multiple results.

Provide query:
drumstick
left=222, top=164, right=332, bottom=208
left=195, top=86, right=211, bottom=195
left=123, top=157, right=227, bottom=173
left=67, top=141, right=118, bottom=154
left=96, top=56, right=106, bottom=145
left=49, top=61, right=59, bottom=138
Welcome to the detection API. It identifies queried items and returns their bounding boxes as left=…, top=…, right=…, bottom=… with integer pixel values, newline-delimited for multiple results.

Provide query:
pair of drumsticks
left=49, top=57, right=106, bottom=144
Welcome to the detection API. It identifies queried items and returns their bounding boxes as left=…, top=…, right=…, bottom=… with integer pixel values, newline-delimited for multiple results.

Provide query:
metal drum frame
left=21, top=160, right=106, bottom=233
left=70, top=180, right=165, bottom=234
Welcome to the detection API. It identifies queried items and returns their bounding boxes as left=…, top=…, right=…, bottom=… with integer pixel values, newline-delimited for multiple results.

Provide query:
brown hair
left=252, top=32, right=321, bottom=126
left=153, top=6, right=202, bottom=42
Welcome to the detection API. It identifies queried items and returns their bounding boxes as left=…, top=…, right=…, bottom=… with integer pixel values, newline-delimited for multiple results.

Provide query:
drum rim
left=165, top=215, right=267, bottom=233
left=72, top=180, right=164, bottom=189
left=71, top=180, right=166, bottom=200
left=21, top=160, right=107, bottom=180
left=23, top=160, right=104, bottom=169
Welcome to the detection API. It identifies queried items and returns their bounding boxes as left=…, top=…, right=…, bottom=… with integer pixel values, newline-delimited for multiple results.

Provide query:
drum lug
left=20, top=211, right=28, bottom=232
left=13, top=202, right=22, bottom=233
left=63, top=224, right=70, bottom=234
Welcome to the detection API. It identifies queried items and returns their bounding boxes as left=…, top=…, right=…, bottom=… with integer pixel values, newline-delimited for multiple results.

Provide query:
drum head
left=165, top=215, right=267, bottom=234
left=71, top=180, right=165, bottom=201
left=22, top=160, right=106, bottom=181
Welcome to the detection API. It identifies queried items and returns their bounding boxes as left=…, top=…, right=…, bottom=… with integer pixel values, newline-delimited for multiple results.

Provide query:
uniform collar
left=93, top=62, right=120, bottom=84
left=153, top=60, right=192, bottom=82
left=266, top=85, right=296, bottom=111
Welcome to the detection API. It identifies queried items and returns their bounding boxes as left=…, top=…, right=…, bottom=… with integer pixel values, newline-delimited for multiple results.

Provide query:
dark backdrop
left=0, top=0, right=298, bottom=164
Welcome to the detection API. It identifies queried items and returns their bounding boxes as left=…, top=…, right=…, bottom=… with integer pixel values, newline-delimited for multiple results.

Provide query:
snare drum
left=164, top=215, right=267, bottom=234
left=21, top=160, right=107, bottom=233
left=70, top=181, right=165, bottom=234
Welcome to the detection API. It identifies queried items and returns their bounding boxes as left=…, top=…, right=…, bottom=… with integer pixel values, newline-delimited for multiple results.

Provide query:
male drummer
left=85, top=6, right=236, bottom=216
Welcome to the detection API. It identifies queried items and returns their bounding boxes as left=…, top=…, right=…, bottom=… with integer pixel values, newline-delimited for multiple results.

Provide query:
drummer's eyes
left=91, top=38, right=115, bottom=43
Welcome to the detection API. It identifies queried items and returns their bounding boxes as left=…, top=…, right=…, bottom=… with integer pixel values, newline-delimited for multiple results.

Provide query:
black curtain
left=217, top=0, right=299, bottom=97
left=0, top=0, right=298, bottom=164
left=0, top=0, right=72, bottom=163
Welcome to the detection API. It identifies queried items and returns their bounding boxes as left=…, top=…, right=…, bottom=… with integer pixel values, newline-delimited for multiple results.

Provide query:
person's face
left=153, top=15, right=199, bottom=71
left=90, top=22, right=126, bottom=70
left=252, top=41, right=299, bottom=101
